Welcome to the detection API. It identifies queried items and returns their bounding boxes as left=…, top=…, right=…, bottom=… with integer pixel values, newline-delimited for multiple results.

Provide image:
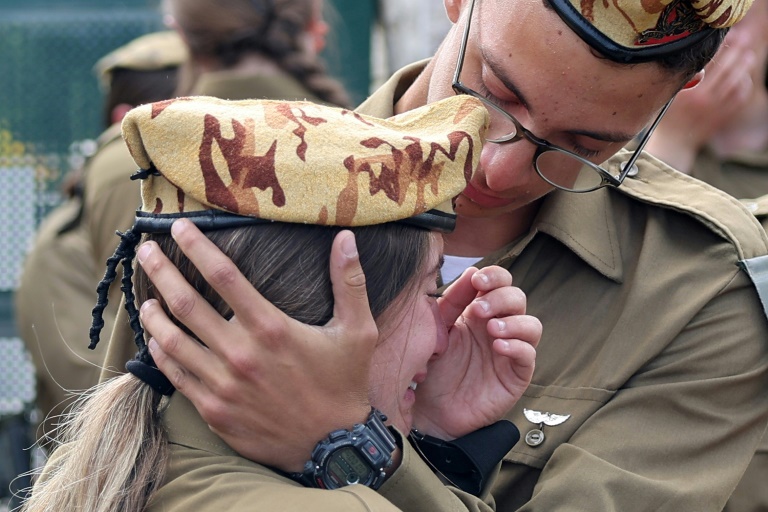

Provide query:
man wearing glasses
left=104, top=0, right=768, bottom=510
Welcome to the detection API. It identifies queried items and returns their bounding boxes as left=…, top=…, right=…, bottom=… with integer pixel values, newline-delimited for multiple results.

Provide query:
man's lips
left=461, top=183, right=515, bottom=209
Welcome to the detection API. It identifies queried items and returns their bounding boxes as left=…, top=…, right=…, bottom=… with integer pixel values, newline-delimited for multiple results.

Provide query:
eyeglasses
left=451, top=0, right=673, bottom=193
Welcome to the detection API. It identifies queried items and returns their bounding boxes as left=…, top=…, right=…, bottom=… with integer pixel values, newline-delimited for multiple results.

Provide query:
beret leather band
left=549, top=0, right=718, bottom=64
left=132, top=203, right=458, bottom=234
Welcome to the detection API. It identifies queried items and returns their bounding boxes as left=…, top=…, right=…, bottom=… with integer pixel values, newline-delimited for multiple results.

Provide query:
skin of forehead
left=471, top=0, right=682, bottom=138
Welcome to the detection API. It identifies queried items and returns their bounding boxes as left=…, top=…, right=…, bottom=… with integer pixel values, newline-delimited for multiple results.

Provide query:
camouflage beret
left=121, top=95, right=489, bottom=233
left=549, top=0, right=754, bottom=63
left=94, top=31, right=188, bottom=89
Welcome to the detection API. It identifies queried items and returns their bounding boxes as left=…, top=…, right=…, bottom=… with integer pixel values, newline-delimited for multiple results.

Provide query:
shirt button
left=525, top=428, right=545, bottom=447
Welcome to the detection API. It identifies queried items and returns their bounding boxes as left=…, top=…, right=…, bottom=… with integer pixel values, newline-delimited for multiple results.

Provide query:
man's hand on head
left=138, top=220, right=375, bottom=472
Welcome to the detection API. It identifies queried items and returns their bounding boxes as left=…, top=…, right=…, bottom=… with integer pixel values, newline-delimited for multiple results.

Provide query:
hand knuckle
left=347, top=269, right=367, bottom=292
left=208, top=261, right=239, bottom=288
left=227, top=350, right=261, bottom=379
left=197, top=398, right=226, bottom=423
left=169, top=366, right=188, bottom=390
left=167, top=292, right=197, bottom=320
left=256, top=316, right=288, bottom=345
left=159, top=329, right=183, bottom=356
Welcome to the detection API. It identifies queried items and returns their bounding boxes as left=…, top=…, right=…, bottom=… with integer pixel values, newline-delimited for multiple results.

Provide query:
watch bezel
left=293, top=408, right=397, bottom=490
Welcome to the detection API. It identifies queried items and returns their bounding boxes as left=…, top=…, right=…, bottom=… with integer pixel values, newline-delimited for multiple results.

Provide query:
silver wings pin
left=523, top=408, right=571, bottom=427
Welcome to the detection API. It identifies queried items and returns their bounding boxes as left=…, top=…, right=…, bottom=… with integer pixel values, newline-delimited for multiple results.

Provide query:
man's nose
left=480, top=140, right=538, bottom=191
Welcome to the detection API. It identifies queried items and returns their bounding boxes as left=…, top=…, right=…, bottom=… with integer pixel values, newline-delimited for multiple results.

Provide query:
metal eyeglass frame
left=450, top=0, right=674, bottom=193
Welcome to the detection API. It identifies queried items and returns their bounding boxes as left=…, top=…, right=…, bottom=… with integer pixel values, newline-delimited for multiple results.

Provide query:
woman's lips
left=461, top=183, right=514, bottom=209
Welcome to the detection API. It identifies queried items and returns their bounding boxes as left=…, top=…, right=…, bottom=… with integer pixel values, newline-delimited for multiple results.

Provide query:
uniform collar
left=358, top=60, right=625, bottom=283
left=161, top=391, right=238, bottom=457
left=530, top=181, right=623, bottom=282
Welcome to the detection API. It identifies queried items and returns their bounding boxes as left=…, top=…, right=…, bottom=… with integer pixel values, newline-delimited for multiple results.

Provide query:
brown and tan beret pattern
left=121, top=95, right=488, bottom=227
left=564, top=0, right=753, bottom=49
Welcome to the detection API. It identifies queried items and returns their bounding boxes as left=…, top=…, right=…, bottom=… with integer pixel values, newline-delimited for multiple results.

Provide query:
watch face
left=327, top=447, right=373, bottom=487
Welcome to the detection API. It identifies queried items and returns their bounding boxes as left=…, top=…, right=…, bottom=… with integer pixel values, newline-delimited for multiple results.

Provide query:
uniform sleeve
left=506, top=271, right=768, bottom=511
left=379, top=431, right=497, bottom=512
left=151, top=440, right=495, bottom=512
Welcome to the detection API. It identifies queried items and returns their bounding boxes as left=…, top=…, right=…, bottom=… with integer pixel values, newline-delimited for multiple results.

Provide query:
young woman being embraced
left=22, top=95, right=539, bottom=512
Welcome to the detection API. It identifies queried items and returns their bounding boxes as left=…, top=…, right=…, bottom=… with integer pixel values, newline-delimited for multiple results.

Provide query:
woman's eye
left=427, top=292, right=443, bottom=299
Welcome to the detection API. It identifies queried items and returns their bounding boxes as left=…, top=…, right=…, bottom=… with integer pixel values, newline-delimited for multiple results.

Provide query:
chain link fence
left=0, top=2, right=165, bottom=507
left=0, top=1, right=373, bottom=507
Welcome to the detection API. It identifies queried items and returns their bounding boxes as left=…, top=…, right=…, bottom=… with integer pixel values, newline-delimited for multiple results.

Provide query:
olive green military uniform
left=14, top=197, right=104, bottom=442
left=190, top=69, right=325, bottom=104
left=691, top=146, right=768, bottom=202
left=38, top=390, right=495, bottom=511
left=356, top=62, right=768, bottom=511
left=99, top=61, right=768, bottom=511
left=708, top=145, right=768, bottom=512
left=156, top=393, right=493, bottom=511
left=83, top=123, right=142, bottom=272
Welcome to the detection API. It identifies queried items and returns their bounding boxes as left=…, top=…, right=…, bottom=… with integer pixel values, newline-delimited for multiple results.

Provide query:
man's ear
left=444, top=0, right=464, bottom=23
left=682, top=70, right=705, bottom=90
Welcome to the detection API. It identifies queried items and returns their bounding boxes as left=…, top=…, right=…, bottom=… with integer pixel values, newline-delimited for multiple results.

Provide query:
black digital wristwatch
left=291, top=408, right=397, bottom=490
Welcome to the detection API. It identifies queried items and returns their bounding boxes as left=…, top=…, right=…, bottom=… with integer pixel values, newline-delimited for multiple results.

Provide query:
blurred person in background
left=645, top=1, right=768, bottom=199
left=376, top=0, right=451, bottom=76
left=165, top=0, right=350, bottom=107
left=14, top=30, right=186, bottom=449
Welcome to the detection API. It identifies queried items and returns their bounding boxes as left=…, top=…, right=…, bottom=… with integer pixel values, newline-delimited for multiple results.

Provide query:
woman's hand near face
left=413, top=266, right=540, bottom=440
left=138, top=220, right=375, bottom=471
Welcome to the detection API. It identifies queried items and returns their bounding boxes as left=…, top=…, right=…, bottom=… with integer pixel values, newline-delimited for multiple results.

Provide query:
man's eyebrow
left=482, top=47, right=532, bottom=110
left=481, top=48, right=635, bottom=144
left=568, top=128, right=636, bottom=144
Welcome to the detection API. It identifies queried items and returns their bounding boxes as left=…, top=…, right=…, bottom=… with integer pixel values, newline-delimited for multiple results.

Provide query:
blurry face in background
left=305, top=0, right=329, bottom=55
left=368, top=234, right=447, bottom=433
left=726, top=0, right=768, bottom=82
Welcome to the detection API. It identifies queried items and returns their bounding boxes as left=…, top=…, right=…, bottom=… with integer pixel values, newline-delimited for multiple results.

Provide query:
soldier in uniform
left=23, top=95, right=541, bottom=511
left=166, top=0, right=350, bottom=106
left=14, top=31, right=185, bottom=446
left=101, top=0, right=768, bottom=510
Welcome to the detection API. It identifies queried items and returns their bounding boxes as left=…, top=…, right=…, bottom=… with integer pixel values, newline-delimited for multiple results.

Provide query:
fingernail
left=474, top=299, right=490, bottom=313
left=171, top=218, right=188, bottom=239
left=495, top=318, right=506, bottom=331
left=497, top=340, right=510, bottom=351
left=140, top=299, right=156, bottom=315
left=341, top=232, right=358, bottom=258
left=478, top=273, right=489, bottom=285
left=148, top=338, right=158, bottom=353
left=137, top=243, right=151, bottom=264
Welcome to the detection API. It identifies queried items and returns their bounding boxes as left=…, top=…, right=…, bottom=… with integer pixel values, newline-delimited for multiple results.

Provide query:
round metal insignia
left=525, top=428, right=545, bottom=447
